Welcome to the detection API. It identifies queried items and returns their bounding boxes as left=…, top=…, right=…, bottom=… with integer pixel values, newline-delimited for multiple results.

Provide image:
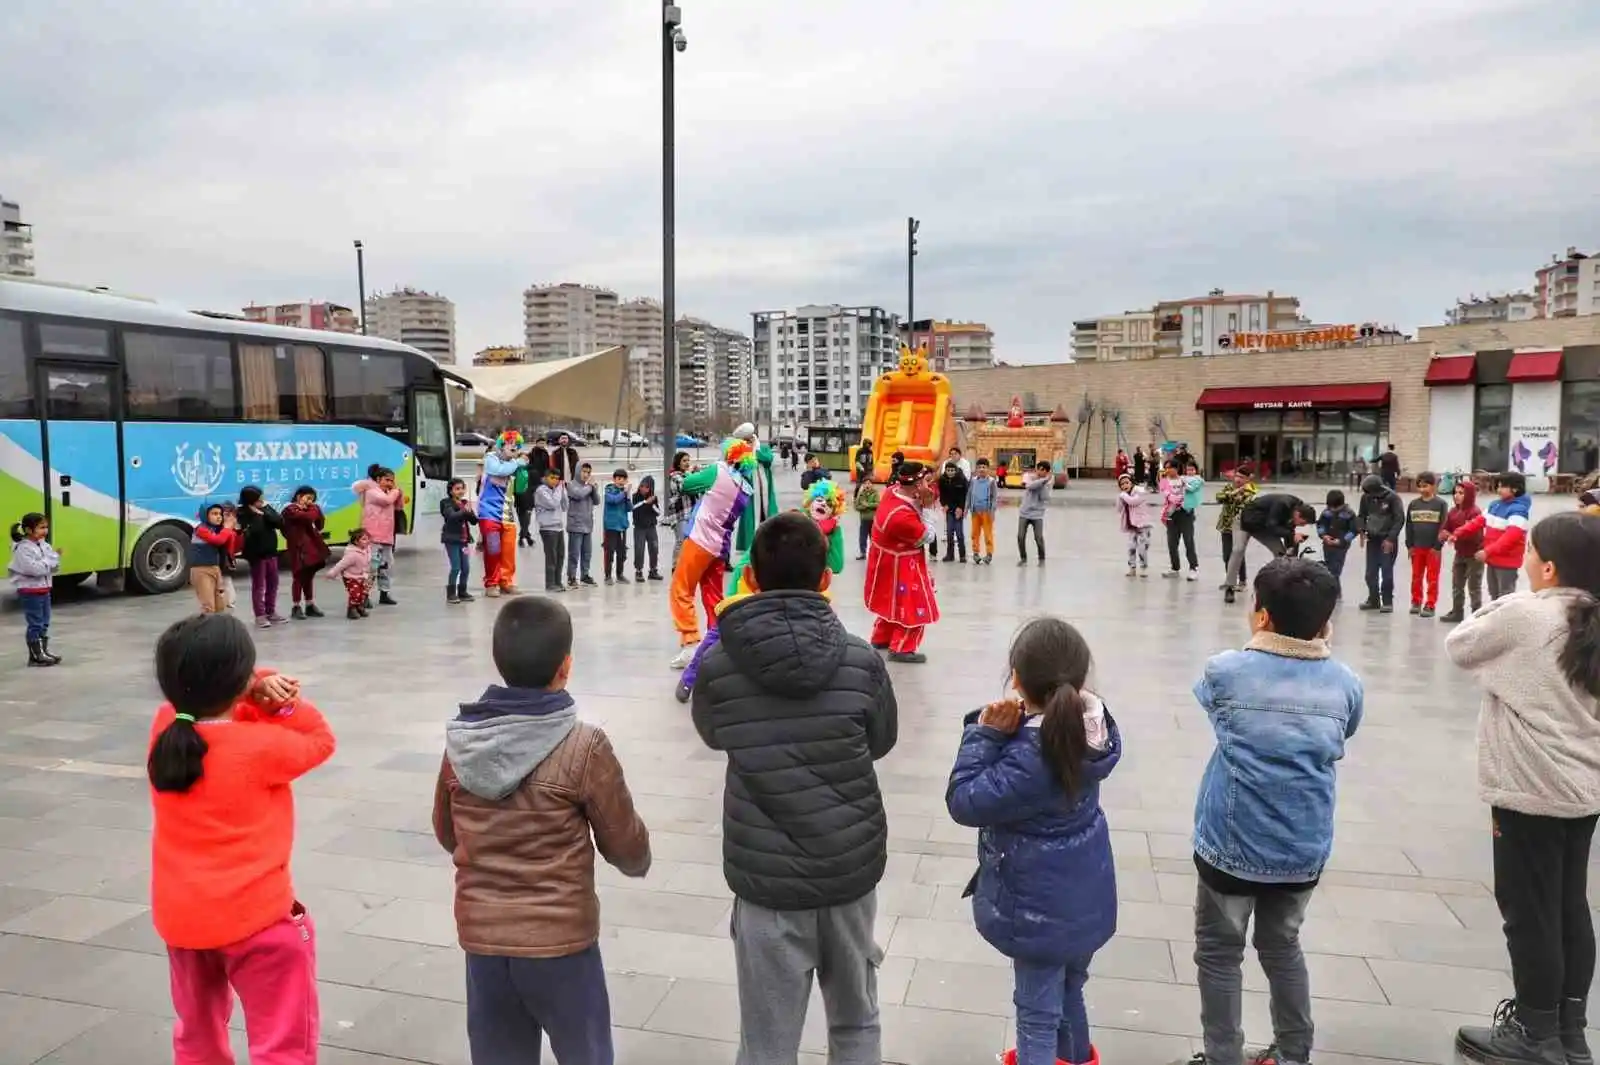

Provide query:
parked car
left=456, top=431, right=494, bottom=449
left=599, top=428, right=647, bottom=447
left=545, top=428, right=588, bottom=447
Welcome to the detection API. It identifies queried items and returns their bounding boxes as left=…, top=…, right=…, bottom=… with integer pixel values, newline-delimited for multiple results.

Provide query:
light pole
left=353, top=240, right=368, bottom=335
left=906, top=217, right=919, bottom=351
left=661, top=2, right=686, bottom=502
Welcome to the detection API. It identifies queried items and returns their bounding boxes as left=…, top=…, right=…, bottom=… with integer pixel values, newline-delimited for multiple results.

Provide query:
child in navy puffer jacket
left=946, top=617, right=1120, bottom=1065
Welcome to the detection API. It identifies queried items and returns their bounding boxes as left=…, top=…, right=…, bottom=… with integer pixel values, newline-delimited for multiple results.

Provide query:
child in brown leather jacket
left=433, top=596, right=651, bottom=1064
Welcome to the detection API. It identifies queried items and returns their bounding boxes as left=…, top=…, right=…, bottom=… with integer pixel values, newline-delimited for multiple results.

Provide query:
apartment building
left=1447, top=292, right=1537, bottom=325
left=241, top=300, right=359, bottom=333
left=751, top=304, right=901, bottom=426
left=618, top=298, right=665, bottom=417
left=900, top=319, right=996, bottom=372
left=522, top=282, right=622, bottom=362
left=1155, top=290, right=1304, bottom=358
left=2, top=195, right=35, bottom=278
left=1535, top=248, right=1599, bottom=319
left=365, top=287, right=456, bottom=364
left=675, top=317, right=754, bottom=424
left=1070, top=311, right=1157, bottom=362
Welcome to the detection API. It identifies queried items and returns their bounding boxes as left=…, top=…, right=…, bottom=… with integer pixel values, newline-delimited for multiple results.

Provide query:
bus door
left=36, top=357, right=125, bottom=574
left=410, top=387, right=452, bottom=519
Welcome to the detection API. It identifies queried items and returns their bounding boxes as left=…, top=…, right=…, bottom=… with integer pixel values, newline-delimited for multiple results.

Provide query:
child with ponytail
left=1449, top=511, right=1600, bottom=1065
left=945, top=617, right=1121, bottom=1065
left=146, top=613, right=336, bottom=1064
left=9, top=513, right=62, bottom=666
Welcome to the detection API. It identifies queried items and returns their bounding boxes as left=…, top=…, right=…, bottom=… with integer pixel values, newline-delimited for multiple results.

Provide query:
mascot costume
left=667, top=429, right=777, bottom=669
left=476, top=429, right=526, bottom=596
left=675, top=478, right=847, bottom=702
left=864, top=460, right=940, bottom=662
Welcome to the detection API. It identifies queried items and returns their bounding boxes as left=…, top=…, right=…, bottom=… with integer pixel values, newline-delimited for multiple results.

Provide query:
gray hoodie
left=445, top=687, right=578, bottom=801
left=534, top=482, right=567, bottom=532
left=1019, top=471, right=1052, bottom=520
left=565, top=479, right=599, bottom=534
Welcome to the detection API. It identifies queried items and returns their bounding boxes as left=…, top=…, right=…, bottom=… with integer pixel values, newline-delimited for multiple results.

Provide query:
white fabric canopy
left=452, top=346, right=645, bottom=424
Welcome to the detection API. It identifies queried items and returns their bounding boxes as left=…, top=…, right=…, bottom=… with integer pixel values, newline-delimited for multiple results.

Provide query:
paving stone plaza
left=0, top=476, right=1580, bottom=1065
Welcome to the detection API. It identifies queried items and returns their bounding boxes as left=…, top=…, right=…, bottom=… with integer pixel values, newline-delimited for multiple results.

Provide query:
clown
left=475, top=429, right=527, bottom=596
left=674, top=478, right=848, bottom=702
left=863, top=460, right=940, bottom=662
left=668, top=429, right=777, bottom=669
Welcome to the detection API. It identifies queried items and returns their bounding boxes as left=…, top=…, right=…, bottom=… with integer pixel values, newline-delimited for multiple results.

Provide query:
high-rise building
left=751, top=304, right=901, bottom=427
left=900, top=319, right=996, bottom=372
left=522, top=282, right=622, bottom=362
left=674, top=317, right=754, bottom=426
left=617, top=298, right=664, bottom=418
left=1070, top=311, right=1157, bottom=362
left=1446, top=292, right=1537, bottom=326
left=241, top=300, right=359, bottom=333
left=2, top=195, right=35, bottom=278
left=365, top=287, right=456, bottom=364
left=1535, top=248, right=1599, bottom=319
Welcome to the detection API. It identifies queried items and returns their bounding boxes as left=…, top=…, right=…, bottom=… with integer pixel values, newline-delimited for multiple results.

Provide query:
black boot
left=456, top=586, right=475, bottom=603
left=40, top=638, right=61, bottom=664
left=379, top=591, right=398, bottom=606
left=305, top=603, right=325, bottom=618
left=26, top=638, right=55, bottom=667
left=1563, top=999, right=1592, bottom=1065
left=1457, top=1001, right=1565, bottom=1065
left=447, top=586, right=460, bottom=604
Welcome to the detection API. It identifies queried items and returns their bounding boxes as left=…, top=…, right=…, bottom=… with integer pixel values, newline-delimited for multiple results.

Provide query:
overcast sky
left=5, top=0, right=1598, bottom=363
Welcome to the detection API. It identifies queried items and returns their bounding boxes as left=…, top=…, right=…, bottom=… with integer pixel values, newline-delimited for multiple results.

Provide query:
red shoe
left=998, top=1047, right=1099, bottom=1065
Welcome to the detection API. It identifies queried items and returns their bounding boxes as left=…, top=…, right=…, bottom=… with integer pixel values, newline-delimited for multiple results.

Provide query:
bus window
left=0, top=317, right=31, bottom=418
left=124, top=332, right=236, bottom=420
left=330, top=350, right=406, bottom=425
left=39, top=323, right=109, bottom=359
left=240, top=342, right=328, bottom=422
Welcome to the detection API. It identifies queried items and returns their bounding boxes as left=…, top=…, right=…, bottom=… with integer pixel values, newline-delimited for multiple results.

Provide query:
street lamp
left=661, top=2, right=686, bottom=502
left=906, top=217, right=919, bottom=351
left=353, top=240, right=368, bottom=335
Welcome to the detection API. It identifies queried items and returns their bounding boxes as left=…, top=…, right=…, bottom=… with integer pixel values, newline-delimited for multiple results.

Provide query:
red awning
left=1194, top=383, right=1391, bottom=411
left=1424, top=356, right=1477, bottom=386
left=1506, top=349, right=1564, bottom=383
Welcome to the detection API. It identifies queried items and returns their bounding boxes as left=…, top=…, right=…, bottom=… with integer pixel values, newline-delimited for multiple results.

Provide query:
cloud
left=5, top=0, right=1598, bottom=365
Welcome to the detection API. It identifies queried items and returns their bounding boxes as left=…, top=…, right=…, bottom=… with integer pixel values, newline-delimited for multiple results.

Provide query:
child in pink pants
left=146, top=613, right=337, bottom=1063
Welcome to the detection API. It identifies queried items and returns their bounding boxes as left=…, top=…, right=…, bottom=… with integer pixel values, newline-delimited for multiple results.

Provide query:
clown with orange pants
left=668, top=432, right=777, bottom=671
left=475, top=430, right=527, bottom=596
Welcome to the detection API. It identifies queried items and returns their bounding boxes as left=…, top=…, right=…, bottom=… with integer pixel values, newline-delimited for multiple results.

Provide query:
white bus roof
left=0, top=277, right=470, bottom=386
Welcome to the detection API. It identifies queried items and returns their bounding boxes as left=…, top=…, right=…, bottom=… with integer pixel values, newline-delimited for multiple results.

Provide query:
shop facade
left=1195, top=383, right=1390, bottom=482
left=1425, top=344, right=1600, bottom=490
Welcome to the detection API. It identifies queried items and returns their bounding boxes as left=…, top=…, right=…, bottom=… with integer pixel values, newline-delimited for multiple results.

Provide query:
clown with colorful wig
left=475, top=429, right=527, bottom=596
left=674, top=477, right=848, bottom=701
left=668, top=427, right=777, bottom=670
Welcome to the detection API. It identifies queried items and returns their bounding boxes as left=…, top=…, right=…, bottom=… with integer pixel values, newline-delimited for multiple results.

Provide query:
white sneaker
left=1126, top=567, right=1137, bottom=577
left=1186, top=569, right=1199, bottom=582
left=485, top=586, right=501, bottom=598
left=669, top=645, right=697, bottom=670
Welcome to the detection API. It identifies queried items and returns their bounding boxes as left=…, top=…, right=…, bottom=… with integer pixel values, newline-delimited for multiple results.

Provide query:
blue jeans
left=943, top=508, right=966, bottom=558
left=444, top=541, right=470, bottom=592
left=20, top=593, right=50, bottom=641
left=1364, top=539, right=1396, bottom=604
left=1012, top=955, right=1093, bottom=1065
left=567, top=531, right=592, bottom=581
left=1324, top=545, right=1348, bottom=579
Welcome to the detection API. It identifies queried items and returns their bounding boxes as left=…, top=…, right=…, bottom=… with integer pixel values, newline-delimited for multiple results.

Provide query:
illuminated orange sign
left=1222, top=325, right=1359, bottom=351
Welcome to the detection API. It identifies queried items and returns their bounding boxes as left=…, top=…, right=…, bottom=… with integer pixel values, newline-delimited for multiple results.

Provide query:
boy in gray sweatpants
left=690, top=513, right=900, bottom=1065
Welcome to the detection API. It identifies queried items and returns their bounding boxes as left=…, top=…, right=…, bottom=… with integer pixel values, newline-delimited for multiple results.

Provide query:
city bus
left=0, top=278, right=468, bottom=594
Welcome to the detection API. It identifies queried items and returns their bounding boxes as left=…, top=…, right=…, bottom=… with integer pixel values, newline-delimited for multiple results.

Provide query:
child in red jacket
left=147, top=613, right=336, bottom=1065
left=1438, top=478, right=1486, bottom=622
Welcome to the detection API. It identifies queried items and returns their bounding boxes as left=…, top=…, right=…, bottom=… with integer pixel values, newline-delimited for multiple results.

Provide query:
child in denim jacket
left=1185, top=557, right=1364, bottom=1065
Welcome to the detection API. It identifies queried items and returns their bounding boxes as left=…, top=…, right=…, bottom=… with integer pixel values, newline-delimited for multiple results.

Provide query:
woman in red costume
left=864, top=461, right=940, bottom=663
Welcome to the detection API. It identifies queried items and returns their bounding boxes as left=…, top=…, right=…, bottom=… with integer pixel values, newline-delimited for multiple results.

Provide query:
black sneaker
left=379, top=592, right=399, bottom=606
left=888, top=651, right=927, bottom=664
left=648, top=571, right=664, bottom=581
left=1358, top=598, right=1381, bottom=611
left=1380, top=602, right=1395, bottom=613
left=456, top=591, right=475, bottom=603
left=304, top=603, right=325, bottom=618
left=1224, top=588, right=1236, bottom=604
left=1439, top=610, right=1463, bottom=623
left=1457, top=1000, right=1565, bottom=1065
left=1420, top=607, right=1436, bottom=618
left=290, top=605, right=306, bottom=620
left=1409, top=604, right=1422, bottom=615
left=617, top=573, right=630, bottom=584
left=581, top=576, right=597, bottom=587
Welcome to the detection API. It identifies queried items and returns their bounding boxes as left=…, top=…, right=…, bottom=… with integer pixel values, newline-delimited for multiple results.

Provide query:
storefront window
left=1475, top=385, right=1513, bottom=473
left=1202, top=405, right=1390, bottom=483
left=1238, top=411, right=1281, bottom=433
left=1317, top=411, right=1345, bottom=431
left=1206, top=412, right=1238, bottom=433
left=1561, top=381, right=1600, bottom=475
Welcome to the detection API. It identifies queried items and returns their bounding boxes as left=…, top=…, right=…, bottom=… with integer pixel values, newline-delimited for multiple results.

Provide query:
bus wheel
left=130, top=523, right=191, bottom=594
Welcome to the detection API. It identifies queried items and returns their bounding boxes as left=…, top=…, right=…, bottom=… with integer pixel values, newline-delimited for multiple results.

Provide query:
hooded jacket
left=946, top=699, right=1122, bottom=962
left=1447, top=589, right=1600, bottom=818
left=1356, top=475, right=1405, bottom=541
left=1240, top=492, right=1303, bottom=542
left=691, top=590, right=898, bottom=910
left=1442, top=479, right=1485, bottom=554
left=632, top=476, right=661, bottom=527
left=188, top=504, right=237, bottom=567
left=432, top=687, right=651, bottom=957
left=1482, top=492, right=1533, bottom=569
left=602, top=483, right=631, bottom=533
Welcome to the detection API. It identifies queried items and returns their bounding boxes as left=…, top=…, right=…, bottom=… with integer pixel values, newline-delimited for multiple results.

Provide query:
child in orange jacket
left=147, top=613, right=336, bottom=1065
